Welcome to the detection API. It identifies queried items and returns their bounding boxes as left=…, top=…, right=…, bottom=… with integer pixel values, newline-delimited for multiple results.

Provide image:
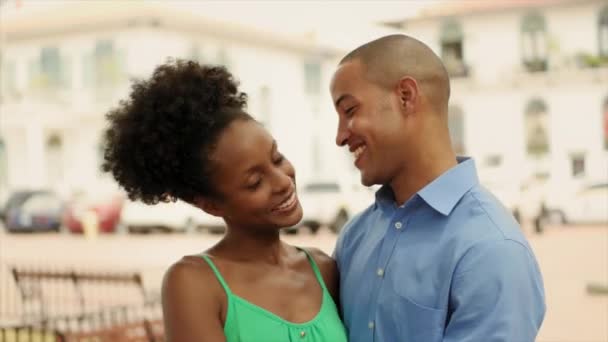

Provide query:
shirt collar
left=375, top=157, right=479, bottom=216
left=418, top=157, right=479, bottom=216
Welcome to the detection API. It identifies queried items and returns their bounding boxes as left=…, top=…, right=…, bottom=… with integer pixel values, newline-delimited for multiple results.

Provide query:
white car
left=120, top=200, right=225, bottom=234
left=543, top=182, right=608, bottom=225
left=297, top=181, right=375, bottom=234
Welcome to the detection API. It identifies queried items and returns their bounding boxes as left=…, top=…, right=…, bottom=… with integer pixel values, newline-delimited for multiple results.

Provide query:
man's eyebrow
left=335, top=94, right=353, bottom=108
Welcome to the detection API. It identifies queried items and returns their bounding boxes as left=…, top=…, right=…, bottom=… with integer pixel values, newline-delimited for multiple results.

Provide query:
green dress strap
left=298, top=248, right=329, bottom=293
left=200, top=254, right=232, bottom=294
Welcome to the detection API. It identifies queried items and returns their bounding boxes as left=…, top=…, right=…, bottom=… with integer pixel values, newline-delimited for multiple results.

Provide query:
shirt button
left=368, top=321, right=375, bottom=329
left=395, top=222, right=402, bottom=229
left=377, top=268, right=384, bottom=277
left=300, top=331, right=306, bottom=338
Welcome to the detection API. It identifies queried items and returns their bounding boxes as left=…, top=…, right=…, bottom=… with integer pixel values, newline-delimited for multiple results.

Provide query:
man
left=330, top=34, right=545, bottom=342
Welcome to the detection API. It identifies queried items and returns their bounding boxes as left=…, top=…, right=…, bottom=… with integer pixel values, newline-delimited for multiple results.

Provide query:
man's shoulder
left=444, top=185, right=532, bottom=254
left=341, top=203, right=377, bottom=237
left=334, top=203, right=378, bottom=259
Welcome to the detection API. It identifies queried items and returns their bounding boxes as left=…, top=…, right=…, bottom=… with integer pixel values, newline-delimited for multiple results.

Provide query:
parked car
left=297, top=181, right=375, bottom=234
left=3, top=190, right=64, bottom=233
left=63, top=191, right=124, bottom=234
left=119, top=199, right=225, bottom=234
left=542, top=182, right=608, bottom=225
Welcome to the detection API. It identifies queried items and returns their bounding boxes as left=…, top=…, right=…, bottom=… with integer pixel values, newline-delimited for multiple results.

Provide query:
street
left=1, top=224, right=606, bottom=342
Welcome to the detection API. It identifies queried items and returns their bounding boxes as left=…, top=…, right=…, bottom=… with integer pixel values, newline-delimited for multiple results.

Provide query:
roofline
left=0, top=2, right=341, bottom=56
left=382, top=0, right=602, bottom=26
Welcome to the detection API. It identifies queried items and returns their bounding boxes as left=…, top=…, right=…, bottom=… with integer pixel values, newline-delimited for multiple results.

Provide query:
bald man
left=330, top=35, right=545, bottom=342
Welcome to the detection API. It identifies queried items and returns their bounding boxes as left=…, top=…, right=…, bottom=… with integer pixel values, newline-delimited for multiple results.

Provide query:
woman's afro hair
left=102, top=59, right=250, bottom=204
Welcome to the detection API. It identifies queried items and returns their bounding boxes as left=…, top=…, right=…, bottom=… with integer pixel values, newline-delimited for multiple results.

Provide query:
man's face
left=330, top=60, right=408, bottom=187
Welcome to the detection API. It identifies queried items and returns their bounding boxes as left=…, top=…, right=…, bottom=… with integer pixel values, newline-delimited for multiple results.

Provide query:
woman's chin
left=274, top=205, right=303, bottom=229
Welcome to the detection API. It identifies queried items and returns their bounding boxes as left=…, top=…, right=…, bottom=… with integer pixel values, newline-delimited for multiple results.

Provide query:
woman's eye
left=247, top=179, right=262, bottom=190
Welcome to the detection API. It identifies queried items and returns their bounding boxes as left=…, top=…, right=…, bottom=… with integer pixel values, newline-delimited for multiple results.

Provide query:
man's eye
left=274, top=154, right=285, bottom=165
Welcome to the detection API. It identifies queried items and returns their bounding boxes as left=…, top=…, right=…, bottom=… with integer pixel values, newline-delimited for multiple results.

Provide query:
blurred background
left=0, top=0, right=606, bottom=341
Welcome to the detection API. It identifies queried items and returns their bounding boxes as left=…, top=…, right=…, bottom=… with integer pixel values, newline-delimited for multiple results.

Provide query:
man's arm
left=444, top=239, right=546, bottom=342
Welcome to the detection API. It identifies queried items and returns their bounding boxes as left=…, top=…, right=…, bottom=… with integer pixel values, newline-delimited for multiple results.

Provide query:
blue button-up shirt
left=334, top=158, right=546, bottom=342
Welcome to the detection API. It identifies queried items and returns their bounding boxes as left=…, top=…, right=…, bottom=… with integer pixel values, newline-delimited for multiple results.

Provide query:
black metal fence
left=0, top=264, right=163, bottom=342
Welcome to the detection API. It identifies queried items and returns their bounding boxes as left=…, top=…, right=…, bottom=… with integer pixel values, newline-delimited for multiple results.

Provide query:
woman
left=102, top=60, right=347, bottom=342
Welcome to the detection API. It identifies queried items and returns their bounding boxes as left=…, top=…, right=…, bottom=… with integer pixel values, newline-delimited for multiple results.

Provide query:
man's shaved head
left=340, top=34, right=450, bottom=115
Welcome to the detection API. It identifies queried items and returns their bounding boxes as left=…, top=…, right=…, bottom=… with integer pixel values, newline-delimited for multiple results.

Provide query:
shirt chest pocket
left=378, top=276, right=446, bottom=340
left=382, top=259, right=448, bottom=339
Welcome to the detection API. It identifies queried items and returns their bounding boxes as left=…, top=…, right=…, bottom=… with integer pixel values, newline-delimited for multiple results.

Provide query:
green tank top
left=200, top=249, right=348, bottom=342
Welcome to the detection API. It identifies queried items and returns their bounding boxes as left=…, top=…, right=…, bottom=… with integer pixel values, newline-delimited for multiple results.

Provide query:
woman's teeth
left=274, top=192, right=296, bottom=211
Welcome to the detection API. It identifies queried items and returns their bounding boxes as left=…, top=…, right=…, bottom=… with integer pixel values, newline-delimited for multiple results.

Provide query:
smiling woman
left=101, top=59, right=346, bottom=342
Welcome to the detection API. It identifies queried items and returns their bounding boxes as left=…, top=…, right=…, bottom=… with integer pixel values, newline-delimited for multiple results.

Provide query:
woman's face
left=204, top=119, right=302, bottom=231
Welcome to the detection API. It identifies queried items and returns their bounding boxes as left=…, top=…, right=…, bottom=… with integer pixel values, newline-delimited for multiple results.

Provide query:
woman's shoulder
left=162, top=254, right=225, bottom=301
left=300, top=247, right=339, bottom=300
left=301, top=247, right=337, bottom=271
left=161, top=255, right=229, bottom=340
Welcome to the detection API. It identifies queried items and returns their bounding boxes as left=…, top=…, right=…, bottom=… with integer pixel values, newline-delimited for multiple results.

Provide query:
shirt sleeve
left=443, top=239, right=546, bottom=342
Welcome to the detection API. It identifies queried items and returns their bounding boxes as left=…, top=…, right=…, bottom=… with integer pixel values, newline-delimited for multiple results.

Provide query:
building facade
left=384, top=0, right=608, bottom=216
left=0, top=1, right=347, bottom=201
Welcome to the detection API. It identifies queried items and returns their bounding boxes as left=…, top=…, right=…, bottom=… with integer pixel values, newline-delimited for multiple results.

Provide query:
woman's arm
left=162, top=258, right=227, bottom=342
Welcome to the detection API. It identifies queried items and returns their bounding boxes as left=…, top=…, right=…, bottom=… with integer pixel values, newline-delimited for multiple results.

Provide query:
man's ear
left=397, top=76, right=419, bottom=114
left=193, top=196, right=224, bottom=218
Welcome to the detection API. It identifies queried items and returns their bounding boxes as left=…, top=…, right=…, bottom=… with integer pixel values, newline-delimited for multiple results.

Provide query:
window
left=304, top=183, right=340, bottom=193
left=600, top=6, right=608, bottom=57
left=521, top=12, right=548, bottom=72
left=93, top=40, right=123, bottom=87
left=570, top=153, right=585, bottom=177
left=0, top=138, right=7, bottom=189
left=303, top=61, right=321, bottom=95
left=448, top=105, right=466, bottom=155
left=1, top=60, right=16, bottom=91
left=525, top=98, right=550, bottom=157
left=484, top=155, right=503, bottom=168
left=440, top=19, right=467, bottom=77
left=29, top=46, right=66, bottom=90
left=45, top=135, right=63, bottom=186
left=587, top=183, right=608, bottom=191
left=602, top=96, right=608, bottom=150
left=40, top=47, right=63, bottom=87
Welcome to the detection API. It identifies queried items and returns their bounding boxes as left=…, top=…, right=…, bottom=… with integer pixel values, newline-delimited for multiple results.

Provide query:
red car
left=63, top=192, right=124, bottom=234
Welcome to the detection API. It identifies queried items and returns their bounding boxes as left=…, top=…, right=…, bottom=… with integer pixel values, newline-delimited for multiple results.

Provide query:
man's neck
left=390, top=150, right=458, bottom=206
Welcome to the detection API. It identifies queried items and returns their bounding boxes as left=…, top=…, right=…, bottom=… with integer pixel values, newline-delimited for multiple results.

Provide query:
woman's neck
left=211, top=227, right=290, bottom=266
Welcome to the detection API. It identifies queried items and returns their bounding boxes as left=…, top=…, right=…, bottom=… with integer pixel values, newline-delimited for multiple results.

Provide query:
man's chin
left=360, top=172, right=378, bottom=187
